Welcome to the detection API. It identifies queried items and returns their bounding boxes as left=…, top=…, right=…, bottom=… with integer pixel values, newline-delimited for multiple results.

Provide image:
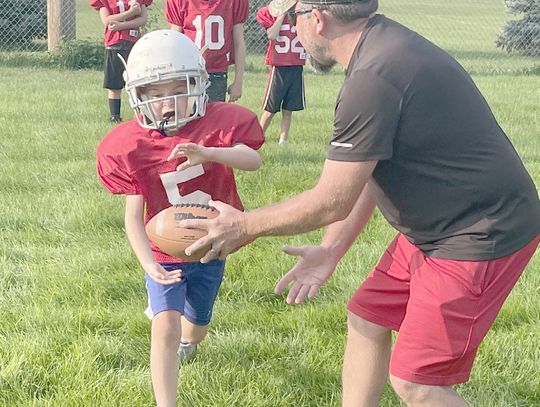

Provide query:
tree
left=0, top=0, right=47, bottom=49
left=497, top=0, right=540, bottom=57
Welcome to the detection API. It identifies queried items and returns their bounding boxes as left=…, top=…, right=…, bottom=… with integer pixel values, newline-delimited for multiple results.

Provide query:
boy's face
left=140, top=80, right=190, bottom=127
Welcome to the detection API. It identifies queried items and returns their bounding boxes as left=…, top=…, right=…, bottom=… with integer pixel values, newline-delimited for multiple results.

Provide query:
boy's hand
left=167, top=143, right=211, bottom=171
left=143, top=262, right=182, bottom=285
left=227, top=81, right=242, bottom=102
left=129, top=2, right=141, bottom=15
left=108, top=21, right=124, bottom=31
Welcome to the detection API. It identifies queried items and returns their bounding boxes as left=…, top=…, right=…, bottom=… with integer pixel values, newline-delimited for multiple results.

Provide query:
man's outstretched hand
left=275, top=245, right=337, bottom=304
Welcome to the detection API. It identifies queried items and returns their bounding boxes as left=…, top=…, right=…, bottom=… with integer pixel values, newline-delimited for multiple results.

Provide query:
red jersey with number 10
left=96, top=102, right=264, bottom=263
left=90, top=0, right=153, bottom=47
left=256, top=6, right=306, bottom=67
left=165, top=0, right=249, bottom=73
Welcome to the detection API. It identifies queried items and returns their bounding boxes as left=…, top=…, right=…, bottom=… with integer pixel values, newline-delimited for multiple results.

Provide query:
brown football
left=145, top=204, right=219, bottom=261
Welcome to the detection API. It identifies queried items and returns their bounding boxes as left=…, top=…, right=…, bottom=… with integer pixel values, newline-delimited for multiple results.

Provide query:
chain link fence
left=0, top=0, right=538, bottom=74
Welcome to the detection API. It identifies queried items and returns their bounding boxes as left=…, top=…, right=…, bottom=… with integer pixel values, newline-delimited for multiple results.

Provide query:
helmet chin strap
left=158, top=117, right=169, bottom=135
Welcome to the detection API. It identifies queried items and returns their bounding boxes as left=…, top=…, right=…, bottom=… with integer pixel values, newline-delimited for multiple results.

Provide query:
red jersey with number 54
left=96, top=102, right=264, bottom=263
left=90, top=0, right=153, bottom=47
left=165, top=0, right=249, bottom=73
left=256, top=6, right=306, bottom=67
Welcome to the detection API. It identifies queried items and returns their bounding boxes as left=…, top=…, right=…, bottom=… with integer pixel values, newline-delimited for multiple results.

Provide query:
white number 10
left=193, top=15, right=225, bottom=50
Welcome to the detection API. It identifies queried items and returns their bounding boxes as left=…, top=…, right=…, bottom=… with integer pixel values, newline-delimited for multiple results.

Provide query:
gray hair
left=324, top=0, right=378, bottom=23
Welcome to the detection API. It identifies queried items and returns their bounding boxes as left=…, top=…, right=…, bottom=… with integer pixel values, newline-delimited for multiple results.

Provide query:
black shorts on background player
left=104, top=41, right=134, bottom=90
left=263, top=65, right=305, bottom=113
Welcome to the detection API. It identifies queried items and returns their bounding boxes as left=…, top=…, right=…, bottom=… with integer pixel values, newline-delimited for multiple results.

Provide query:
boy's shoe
left=109, top=115, right=122, bottom=124
left=178, top=341, right=197, bottom=363
left=278, top=139, right=288, bottom=145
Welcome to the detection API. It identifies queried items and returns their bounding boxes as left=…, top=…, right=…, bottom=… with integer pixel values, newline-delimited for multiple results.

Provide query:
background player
left=165, top=0, right=249, bottom=103
left=90, top=0, right=152, bottom=123
left=257, top=0, right=306, bottom=145
left=96, top=30, right=264, bottom=407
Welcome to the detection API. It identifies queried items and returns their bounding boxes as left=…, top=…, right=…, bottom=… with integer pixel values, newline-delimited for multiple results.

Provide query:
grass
left=0, top=61, right=538, bottom=406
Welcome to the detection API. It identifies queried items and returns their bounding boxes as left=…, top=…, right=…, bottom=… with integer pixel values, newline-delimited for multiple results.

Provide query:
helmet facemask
left=130, top=74, right=209, bottom=134
left=120, top=30, right=210, bottom=135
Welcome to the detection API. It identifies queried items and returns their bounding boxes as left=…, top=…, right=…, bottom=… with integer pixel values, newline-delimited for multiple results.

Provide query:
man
left=179, top=1, right=540, bottom=406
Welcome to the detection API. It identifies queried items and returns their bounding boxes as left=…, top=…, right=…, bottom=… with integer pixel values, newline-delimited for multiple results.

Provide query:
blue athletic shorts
left=144, top=260, right=225, bottom=325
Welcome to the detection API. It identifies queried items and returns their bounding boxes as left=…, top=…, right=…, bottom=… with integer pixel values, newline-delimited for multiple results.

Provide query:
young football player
left=96, top=30, right=264, bottom=407
left=165, top=0, right=248, bottom=103
left=256, top=1, right=306, bottom=145
left=90, top=0, right=152, bottom=123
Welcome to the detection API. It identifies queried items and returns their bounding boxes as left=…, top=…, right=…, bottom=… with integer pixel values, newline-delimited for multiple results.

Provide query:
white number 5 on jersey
left=160, top=165, right=211, bottom=205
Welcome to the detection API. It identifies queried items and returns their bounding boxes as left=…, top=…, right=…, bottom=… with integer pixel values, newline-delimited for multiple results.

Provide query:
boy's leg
left=180, top=316, right=208, bottom=344
left=280, top=66, right=305, bottom=144
left=151, top=310, right=182, bottom=407
left=279, top=109, right=292, bottom=144
left=104, top=42, right=133, bottom=122
left=259, top=110, right=275, bottom=133
left=262, top=66, right=284, bottom=142
left=177, top=260, right=225, bottom=358
left=342, top=312, right=392, bottom=407
left=108, top=89, right=122, bottom=122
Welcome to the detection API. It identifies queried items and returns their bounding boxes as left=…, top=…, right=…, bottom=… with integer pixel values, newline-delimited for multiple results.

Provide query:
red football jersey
left=90, top=0, right=153, bottom=47
left=165, top=0, right=249, bottom=73
left=256, top=6, right=306, bottom=67
left=97, top=102, right=265, bottom=263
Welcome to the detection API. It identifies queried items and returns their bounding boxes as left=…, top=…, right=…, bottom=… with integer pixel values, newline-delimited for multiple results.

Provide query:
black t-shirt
left=327, top=15, right=540, bottom=260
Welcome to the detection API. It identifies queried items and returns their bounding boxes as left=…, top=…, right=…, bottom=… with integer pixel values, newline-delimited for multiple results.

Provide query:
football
left=145, top=204, right=219, bottom=261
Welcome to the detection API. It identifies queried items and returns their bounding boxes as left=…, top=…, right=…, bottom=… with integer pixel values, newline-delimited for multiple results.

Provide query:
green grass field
left=0, top=62, right=539, bottom=406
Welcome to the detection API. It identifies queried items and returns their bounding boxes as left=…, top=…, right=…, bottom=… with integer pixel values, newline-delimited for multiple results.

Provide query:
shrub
left=54, top=39, right=104, bottom=70
left=0, top=0, right=47, bottom=49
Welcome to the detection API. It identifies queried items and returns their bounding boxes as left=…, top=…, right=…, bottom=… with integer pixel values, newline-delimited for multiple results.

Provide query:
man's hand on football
left=180, top=200, right=252, bottom=263
left=167, top=143, right=211, bottom=171
left=143, top=262, right=182, bottom=285
left=275, top=245, right=337, bottom=304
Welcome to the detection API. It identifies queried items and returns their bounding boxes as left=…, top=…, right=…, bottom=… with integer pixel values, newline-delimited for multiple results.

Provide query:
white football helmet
left=122, top=30, right=209, bottom=133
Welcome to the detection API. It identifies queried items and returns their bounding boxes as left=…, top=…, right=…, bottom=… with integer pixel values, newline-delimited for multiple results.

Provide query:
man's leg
left=343, top=312, right=392, bottom=407
left=389, top=376, right=469, bottom=407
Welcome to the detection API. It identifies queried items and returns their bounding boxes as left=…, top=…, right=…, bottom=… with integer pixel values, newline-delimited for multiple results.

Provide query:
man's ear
left=311, top=8, right=328, bottom=36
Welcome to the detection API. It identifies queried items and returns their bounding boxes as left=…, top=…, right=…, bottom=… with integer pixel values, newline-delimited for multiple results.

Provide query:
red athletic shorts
left=347, top=233, right=539, bottom=386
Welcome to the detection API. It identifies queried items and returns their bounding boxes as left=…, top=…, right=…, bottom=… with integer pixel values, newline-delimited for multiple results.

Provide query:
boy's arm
left=169, top=23, right=183, bottom=32
left=227, top=23, right=246, bottom=102
left=266, top=14, right=286, bottom=41
left=208, top=144, right=260, bottom=171
left=98, top=3, right=142, bottom=26
left=167, top=143, right=261, bottom=172
left=124, top=195, right=181, bottom=284
left=108, top=5, right=148, bottom=30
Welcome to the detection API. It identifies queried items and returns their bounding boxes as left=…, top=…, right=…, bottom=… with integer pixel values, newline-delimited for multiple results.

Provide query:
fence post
left=47, top=0, right=76, bottom=52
